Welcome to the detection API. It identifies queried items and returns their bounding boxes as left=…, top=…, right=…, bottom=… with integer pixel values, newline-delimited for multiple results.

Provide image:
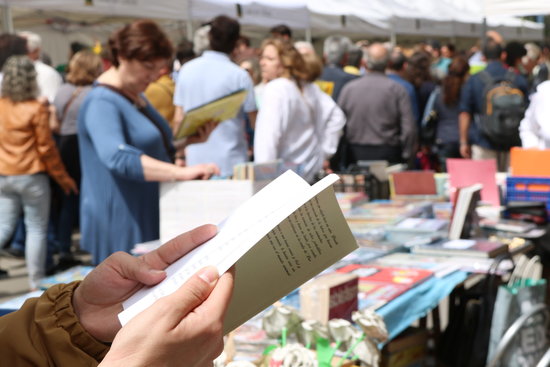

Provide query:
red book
left=336, top=264, right=433, bottom=309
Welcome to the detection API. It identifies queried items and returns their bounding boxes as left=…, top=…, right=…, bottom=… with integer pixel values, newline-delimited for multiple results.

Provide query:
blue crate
left=506, top=176, right=550, bottom=215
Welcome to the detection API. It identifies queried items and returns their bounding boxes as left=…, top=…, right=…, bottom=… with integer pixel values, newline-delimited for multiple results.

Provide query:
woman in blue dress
left=78, top=20, right=218, bottom=264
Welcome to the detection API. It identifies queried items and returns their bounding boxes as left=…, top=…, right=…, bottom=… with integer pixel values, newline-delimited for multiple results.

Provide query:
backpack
left=477, top=70, right=525, bottom=149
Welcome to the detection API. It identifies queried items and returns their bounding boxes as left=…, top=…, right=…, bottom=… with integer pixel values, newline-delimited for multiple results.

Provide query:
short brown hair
left=66, top=50, right=102, bottom=86
left=260, top=38, right=308, bottom=85
left=108, top=20, right=174, bottom=67
left=208, top=15, right=240, bottom=54
left=1, top=55, right=38, bottom=102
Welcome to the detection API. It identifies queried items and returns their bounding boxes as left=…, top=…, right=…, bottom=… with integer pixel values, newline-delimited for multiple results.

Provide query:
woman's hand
left=175, top=163, right=220, bottom=181
left=72, top=225, right=220, bottom=342
left=99, top=266, right=234, bottom=367
left=61, top=177, right=79, bottom=195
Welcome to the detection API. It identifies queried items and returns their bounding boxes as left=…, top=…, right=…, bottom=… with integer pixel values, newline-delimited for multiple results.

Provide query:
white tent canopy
left=0, top=0, right=545, bottom=65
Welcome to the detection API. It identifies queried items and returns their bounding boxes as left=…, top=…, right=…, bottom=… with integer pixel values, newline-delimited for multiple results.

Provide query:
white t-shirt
left=34, top=60, right=62, bottom=103
left=254, top=78, right=345, bottom=182
left=520, top=80, right=550, bottom=149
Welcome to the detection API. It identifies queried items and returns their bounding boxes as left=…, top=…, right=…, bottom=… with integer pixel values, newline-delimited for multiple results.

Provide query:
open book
left=174, top=89, right=248, bottom=139
left=448, top=183, right=482, bottom=240
left=119, top=170, right=358, bottom=333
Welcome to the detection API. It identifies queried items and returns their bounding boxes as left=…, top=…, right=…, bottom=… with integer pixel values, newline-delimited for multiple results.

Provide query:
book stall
left=1, top=151, right=549, bottom=366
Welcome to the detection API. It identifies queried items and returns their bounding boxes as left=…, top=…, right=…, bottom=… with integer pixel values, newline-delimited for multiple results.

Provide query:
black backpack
left=477, top=70, right=525, bottom=149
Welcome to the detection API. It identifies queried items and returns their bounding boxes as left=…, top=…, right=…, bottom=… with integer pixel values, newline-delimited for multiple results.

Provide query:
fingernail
left=149, top=269, right=165, bottom=275
left=198, top=266, right=219, bottom=285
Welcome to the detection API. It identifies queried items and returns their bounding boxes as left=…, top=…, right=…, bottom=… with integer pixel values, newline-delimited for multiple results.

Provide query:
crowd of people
left=1, top=14, right=550, bottom=364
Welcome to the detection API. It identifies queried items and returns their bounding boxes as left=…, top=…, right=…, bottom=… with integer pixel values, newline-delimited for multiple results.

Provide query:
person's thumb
left=157, top=266, right=219, bottom=327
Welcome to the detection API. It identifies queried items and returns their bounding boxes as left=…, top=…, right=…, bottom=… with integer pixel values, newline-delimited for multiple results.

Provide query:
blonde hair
left=66, top=50, right=103, bottom=86
left=1, top=55, right=38, bottom=102
left=301, top=52, right=323, bottom=82
left=260, top=38, right=308, bottom=86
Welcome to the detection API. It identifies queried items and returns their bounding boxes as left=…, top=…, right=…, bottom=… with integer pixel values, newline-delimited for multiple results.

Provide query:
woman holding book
left=254, top=38, right=345, bottom=182
left=78, top=20, right=219, bottom=265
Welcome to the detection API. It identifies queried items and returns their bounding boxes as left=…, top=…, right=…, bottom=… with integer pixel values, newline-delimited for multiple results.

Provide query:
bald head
left=366, top=43, right=389, bottom=72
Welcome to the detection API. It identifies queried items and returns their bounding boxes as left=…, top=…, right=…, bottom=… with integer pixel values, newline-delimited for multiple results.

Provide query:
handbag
left=420, top=87, right=440, bottom=145
left=486, top=255, right=548, bottom=367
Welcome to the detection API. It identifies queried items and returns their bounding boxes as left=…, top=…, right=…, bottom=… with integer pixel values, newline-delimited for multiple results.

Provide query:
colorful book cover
left=336, top=264, right=433, bottom=309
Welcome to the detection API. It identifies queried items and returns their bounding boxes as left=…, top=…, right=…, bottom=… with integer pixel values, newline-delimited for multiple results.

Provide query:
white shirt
left=520, top=80, right=550, bottom=149
left=254, top=78, right=345, bottom=182
left=34, top=60, right=62, bottom=103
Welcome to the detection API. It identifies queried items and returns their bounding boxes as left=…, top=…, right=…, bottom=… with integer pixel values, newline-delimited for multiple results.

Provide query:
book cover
left=120, top=170, right=358, bottom=333
left=390, top=171, right=437, bottom=196
left=448, top=183, right=482, bottom=240
left=412, top=239, right=508, bottom=258
left=174, top=89, right=248, bottom=139
left=336, top=264, right=433, bottom=310
left=447, top=159, right=500, bottom=206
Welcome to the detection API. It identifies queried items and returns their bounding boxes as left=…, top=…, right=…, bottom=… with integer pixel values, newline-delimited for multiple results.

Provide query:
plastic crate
left=506, top=176, right=550, bottom=216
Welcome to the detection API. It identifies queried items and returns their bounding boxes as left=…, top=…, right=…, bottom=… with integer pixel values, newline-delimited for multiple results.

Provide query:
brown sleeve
left=0, top=282, right=109, bottom=366
left=32, top=104, right=74, bottom=190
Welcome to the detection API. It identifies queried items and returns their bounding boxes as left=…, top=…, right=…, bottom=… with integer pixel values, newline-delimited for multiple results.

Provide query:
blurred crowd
left=1, top=16, right=549, bottom=290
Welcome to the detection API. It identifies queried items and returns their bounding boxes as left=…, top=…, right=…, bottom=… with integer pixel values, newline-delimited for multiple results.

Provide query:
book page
left=223, top=183, right=358, bottom=333
left=119, top=171, right=357, bottom=328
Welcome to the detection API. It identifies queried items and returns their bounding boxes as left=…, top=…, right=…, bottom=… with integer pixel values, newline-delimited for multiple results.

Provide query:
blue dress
left=78, top=86, right=173, bottom=264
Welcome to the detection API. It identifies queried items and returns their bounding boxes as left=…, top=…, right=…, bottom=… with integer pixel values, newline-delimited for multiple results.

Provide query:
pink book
left=447, top=159, right=500, bottom=207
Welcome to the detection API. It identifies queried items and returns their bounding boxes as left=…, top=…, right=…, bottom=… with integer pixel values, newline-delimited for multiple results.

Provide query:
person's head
left=18, top=31, right=41, bottom=61
left=259, top=38, right=307, bottom=84
left=504, top=41, right=526, bottom=68
left=270, top=24, right=292, bottom=41
left=365, top=43, right=389, bottom=72
left=175, top=39, right=195, bottom=65
left=482, top=37, right=503, bottom=61
left=239, top=57, right=261, bottom=85
left=294, top=41, right=315, bottom=56
left=208, top=15, right=240, bottom=55
left=302, top=52, right=323, bottom=83
left=108, top=20, right=174, bottom=93
left=406, top=50, right=432, bottom=87
left=425, top=39, right=441, bottom=59
left=442, top=56, right=469, bottom=106
left=1, top=55, right=38, bottom=102
left=388, top=50, right=407, bottom=72
left=346, top=46, right=363, bottom=69
left=70, top=41, right=89, bottom=58
left=0, top=33, right=27, bottom=70
left=323, top=35, right=352, bottom=66
left=441, top=43, right=455, bottom=59
left=66, top=50, right=103, bottom=86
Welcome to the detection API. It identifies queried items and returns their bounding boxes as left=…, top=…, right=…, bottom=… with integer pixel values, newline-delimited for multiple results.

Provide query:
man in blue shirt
left=387, top=50, right=420, bottom=123
left=173, top=16, right=257, bottom=177
left=458, top=37, right=528, bottom=171
left=320, top=35, right=358, bottom=102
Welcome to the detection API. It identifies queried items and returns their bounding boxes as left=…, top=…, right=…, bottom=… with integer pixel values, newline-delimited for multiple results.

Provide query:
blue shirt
left=174, top=51, right=256, bottom=177
left=388, top=73, right=420, bottom=123
left=78, top=86, right=173, bottom=264
left=459, top=61, right=529, bottom=149
left=320, top=65, right=358, bottom=102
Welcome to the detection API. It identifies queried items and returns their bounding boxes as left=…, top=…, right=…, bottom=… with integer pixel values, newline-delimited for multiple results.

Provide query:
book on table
left=412, top=238, right=508, bottom=259
left=335, top=264, right=433, bottom=310
left=174, top=89, right=248, bottom=139
left=448, top=183, right=482, bottom=240
left=119, top=170, right=358, bottom=333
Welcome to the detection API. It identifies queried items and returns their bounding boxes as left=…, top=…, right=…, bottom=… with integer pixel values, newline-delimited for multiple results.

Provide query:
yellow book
left=175, top=89, right=248, bottom=139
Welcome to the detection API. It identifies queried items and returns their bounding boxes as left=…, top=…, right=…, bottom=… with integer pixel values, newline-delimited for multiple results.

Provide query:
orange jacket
left=0, top=282, right=109, bottom=366
left=0, top=98, right=73, bottom=191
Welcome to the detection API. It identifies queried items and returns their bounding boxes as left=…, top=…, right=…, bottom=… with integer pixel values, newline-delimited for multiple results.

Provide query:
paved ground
left=0, top=235, right=91, bottom=304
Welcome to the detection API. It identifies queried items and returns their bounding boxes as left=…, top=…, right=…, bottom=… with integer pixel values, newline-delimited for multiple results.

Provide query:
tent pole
left=186, top=0, right=193, bottom=40
left=390, top=17, right=396, bottom=47
left=305, top=26, right=312, bottom=43
left=1, top=4, right=14, bottom=33
left=481, top=17, right=487, bottom=45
